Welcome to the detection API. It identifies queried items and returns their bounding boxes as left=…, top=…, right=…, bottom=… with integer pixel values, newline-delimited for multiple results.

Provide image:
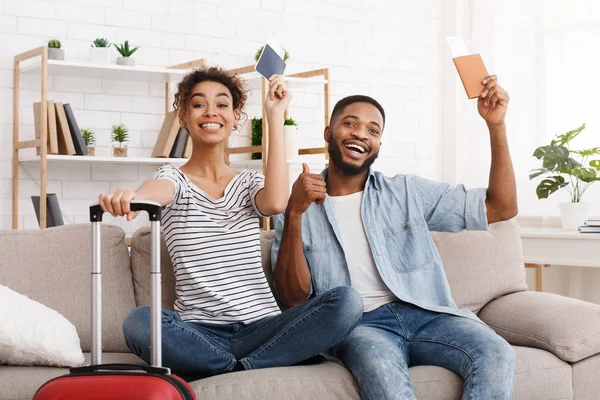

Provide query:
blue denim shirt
left=271, top=168, right=489, bottom=322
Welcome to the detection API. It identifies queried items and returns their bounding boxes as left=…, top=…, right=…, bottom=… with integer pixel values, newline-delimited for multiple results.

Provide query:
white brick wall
left=1, top=0, right=445, bottom=233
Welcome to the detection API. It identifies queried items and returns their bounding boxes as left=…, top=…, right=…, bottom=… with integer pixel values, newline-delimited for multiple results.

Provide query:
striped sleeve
left=151, top=165, right=186, bottom=209
left=248, top=171, right=268, bottom=217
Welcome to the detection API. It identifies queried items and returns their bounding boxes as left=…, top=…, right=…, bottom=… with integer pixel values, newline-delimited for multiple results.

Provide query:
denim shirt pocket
left=303, top=242, right=332, bottom=294
left=383, top=220, right=435, bottom=274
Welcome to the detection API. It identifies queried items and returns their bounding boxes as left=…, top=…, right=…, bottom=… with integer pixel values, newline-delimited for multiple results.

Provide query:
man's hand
left=286, top=163, right=326, bottom=215
left=477, top=75, right=509, bottom=127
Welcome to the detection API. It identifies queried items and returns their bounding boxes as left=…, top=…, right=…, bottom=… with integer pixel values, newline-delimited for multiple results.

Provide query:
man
left=271, top=75, right=517, bottom=399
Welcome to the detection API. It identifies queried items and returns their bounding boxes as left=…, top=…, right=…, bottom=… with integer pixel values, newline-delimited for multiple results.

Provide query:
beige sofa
left=1, top=220, right=600, bottom=400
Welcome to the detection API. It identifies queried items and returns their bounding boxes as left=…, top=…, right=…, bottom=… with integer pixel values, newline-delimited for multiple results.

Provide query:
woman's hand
left=264, top=74, right=292, bottom=119
left=98, top=189, right=139, bottom=221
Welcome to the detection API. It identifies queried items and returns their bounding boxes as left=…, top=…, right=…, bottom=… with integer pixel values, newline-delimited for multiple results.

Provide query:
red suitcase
left=34, top=201, right=195, bottom=400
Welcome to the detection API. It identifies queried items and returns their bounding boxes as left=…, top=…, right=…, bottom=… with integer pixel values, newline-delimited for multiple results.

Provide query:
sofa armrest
left=478, top=291, right=600, bottom=363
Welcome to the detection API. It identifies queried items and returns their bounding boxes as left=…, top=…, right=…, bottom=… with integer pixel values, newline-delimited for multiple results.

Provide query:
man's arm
left=477, top=75, right=518, bottom=223
left=273, top=211, right=312, bottom=308
left=273, top=163, right=326, bottom=308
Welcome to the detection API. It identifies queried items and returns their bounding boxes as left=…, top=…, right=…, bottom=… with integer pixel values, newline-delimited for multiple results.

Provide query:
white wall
left=0, top=0, right=445, bottom=234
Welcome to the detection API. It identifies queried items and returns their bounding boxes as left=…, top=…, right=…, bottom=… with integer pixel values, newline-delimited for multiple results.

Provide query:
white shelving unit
left=12, top=45, right=204, bottom=229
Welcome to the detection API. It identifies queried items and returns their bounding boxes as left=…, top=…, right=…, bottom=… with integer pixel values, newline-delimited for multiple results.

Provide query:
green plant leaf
left=571, top=147, right=600, bottom=156
left=573, top=167, right=597, bottom=183
left=550, top=122, right=586, bottom=146
left=535, top=175, right=568, bottom=199
left=590, top=160, right=600, bottom=169
left=529, top=168, right=547, bottom=180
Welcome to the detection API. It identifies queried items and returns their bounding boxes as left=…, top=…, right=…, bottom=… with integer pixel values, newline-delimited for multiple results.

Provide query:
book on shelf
left=579, top=225, right=600, bottom=233
left=63, top=103, right=88, bottom=156
left=169, top=127, right=189, bottom=158
left=54, top=101, right=76, bottom=155
left=33, top=101, right=59, bottom=155
left=152, top=111, right=180, bottom=158
left=183, top=135, right=193, bottom=158
left=31, top=193, right=64, bottom=228
left=583, top=219, right=600, bottom=227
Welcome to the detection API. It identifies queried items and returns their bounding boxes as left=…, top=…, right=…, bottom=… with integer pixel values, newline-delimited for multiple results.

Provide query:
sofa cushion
left=479, top=291, right=600, bottom=363
left=573, top=353, right=600, bottom=400
left=130, top=227, right=277, bottom=308
left=0, top=224, right=135, bottom=353
left=0, top=352, right=145, bottom=400
left=410, top=345, right=572, bottom=400
left=431, top=219, right=528, bottom=314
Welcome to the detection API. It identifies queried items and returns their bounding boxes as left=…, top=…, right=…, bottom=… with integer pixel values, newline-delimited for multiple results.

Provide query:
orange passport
left=452, top=54, right=489, bottom=99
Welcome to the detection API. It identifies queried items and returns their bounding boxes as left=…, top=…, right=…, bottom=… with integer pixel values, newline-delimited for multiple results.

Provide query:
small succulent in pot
left=89, top=38, right=111, bottom=64
left=81, top=128, right=96, bottom=156
left=47, top=39, right=64, bottom=61
left=114, top=40, right=140, bottom=66
left=111, top=124, right=129, bottom=157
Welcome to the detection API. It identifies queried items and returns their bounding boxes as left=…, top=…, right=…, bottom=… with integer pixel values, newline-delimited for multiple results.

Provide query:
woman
left=98, top=66, right=362, bottom=378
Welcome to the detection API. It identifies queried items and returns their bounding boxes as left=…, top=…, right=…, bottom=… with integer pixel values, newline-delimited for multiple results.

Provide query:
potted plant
left=254, top=45, right=289, bottom=63
left=81, top=128, right=96, bottom=156
left=284, top=118, right=298, bottom=161
left=529, top=123, right=600, bottom=230
left=47, top=39, right=64, bottom=61
left=114, top=40, right=139, bottom=66
left=111, top=124, right=129, bottom=157
left=89, top=38, right=111, bottom=64
left=251, top=117, right=263, bottom=160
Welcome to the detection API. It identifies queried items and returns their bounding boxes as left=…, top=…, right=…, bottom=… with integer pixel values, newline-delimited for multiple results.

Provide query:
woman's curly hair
left=173, top=66, right=248, bottom=130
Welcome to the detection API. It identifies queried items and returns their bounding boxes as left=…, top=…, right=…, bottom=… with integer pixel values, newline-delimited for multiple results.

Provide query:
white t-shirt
left=152, top=165, right=281, bottom=325
left=328, top=191, right=398, bottom=312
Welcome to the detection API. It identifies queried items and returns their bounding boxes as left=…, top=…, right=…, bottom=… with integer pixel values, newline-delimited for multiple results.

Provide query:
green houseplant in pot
left=529, top=123, right=600, bottom=229
left=81, top=128, right=96, bottom=156
left=251, top=117, right=263, bottom=160
left=48, top=39, right=64, bottom=61
left=284, top=118, right=298, bottom=161
left=114, top=40, right=139, bottom=66
left=89, top=38, right=111, bottom=64
left=111, top=124, right=129, bottom=157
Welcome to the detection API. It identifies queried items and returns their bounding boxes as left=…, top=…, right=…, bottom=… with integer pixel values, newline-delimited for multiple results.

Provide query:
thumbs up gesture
left=287, top=163, right=327, bottom=215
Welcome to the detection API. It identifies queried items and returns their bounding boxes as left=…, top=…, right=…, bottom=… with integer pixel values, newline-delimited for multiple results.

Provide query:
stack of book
left=34, top=101, right=87, bottom=156
left=579, top=219, right=600, bottom=233
left=151, top=111, right=193, bottom=159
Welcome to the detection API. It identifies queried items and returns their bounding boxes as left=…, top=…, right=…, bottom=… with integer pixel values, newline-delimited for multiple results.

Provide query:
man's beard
left=328, top=138, right=379, bottom=176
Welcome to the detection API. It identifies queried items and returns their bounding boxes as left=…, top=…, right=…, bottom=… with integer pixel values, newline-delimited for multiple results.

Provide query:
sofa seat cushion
left=407, top=346, right=572, bottom=400
left=0, top=224, right=135, bottom=353
left=0, top=353, right=145, bottom=400
left=188, top=359, right=360, bottom=400
left=573, top=353, right=600, bottom=400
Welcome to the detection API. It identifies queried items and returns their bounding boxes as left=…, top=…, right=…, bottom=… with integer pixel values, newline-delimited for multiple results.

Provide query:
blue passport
left=255, top=44, right=286, bottom=79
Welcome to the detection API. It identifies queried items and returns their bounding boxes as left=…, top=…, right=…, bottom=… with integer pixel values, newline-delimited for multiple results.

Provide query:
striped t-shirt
left=152, top=165, right=281, bottom=325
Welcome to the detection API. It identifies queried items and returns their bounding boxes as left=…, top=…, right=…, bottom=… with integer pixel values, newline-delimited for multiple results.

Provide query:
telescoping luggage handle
left=89, top=201, right=163, bottom=368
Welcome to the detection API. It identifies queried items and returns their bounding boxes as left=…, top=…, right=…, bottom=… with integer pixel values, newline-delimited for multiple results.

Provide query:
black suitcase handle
left=89, top=200, right=162, bottom=222
left=70, top=363, right=170, bottom=375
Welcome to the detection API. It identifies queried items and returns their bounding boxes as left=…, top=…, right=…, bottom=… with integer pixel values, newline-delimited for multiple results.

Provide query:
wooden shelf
left=20, top=59, right=190, bottom=83
left=19, top=155, right=189, bottom=165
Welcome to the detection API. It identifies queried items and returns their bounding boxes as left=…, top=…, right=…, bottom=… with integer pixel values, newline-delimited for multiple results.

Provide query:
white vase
left=284, top=125, right=298, bottom=161
left=48, top=48, right=64, bottom=61
left=89, top=47, right=110, bottom=64
left=558, top=202, right=590, bottom=230
left=116, top=57, right=135, bottom=66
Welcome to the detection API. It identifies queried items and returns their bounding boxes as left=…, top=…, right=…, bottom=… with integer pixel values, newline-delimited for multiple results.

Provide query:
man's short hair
left=330, top=95, right=386, bottom=128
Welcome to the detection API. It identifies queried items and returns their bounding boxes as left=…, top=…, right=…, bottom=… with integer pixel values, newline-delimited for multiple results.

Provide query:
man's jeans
left=332, top=300, right=516, bottom=400
left=123, top=286, right=363, bottom=378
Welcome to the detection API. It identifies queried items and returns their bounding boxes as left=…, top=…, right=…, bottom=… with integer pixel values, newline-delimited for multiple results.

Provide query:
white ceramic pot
left=48, top=48, right=64, bottom=61
left=116, top=57, right=135, bottom=66
left=89, top=47, right=110, bottom=64
left=284, top=125, right=298, bottom=161
left=559, top=202, right=590, bottom=230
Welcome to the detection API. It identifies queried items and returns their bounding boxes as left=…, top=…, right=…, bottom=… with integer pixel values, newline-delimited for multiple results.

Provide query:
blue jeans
left=123, top=286, right=363, bottom=378
left=332, top=301, right=516, bottom=400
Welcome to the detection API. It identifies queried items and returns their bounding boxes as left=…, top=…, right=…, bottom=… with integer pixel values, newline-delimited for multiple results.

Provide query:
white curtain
left=444, top=0, right=600, bottom=303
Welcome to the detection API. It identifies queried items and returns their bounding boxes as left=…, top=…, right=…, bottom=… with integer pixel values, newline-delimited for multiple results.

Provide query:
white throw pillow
left=0, top=284, right=84, bottom=367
